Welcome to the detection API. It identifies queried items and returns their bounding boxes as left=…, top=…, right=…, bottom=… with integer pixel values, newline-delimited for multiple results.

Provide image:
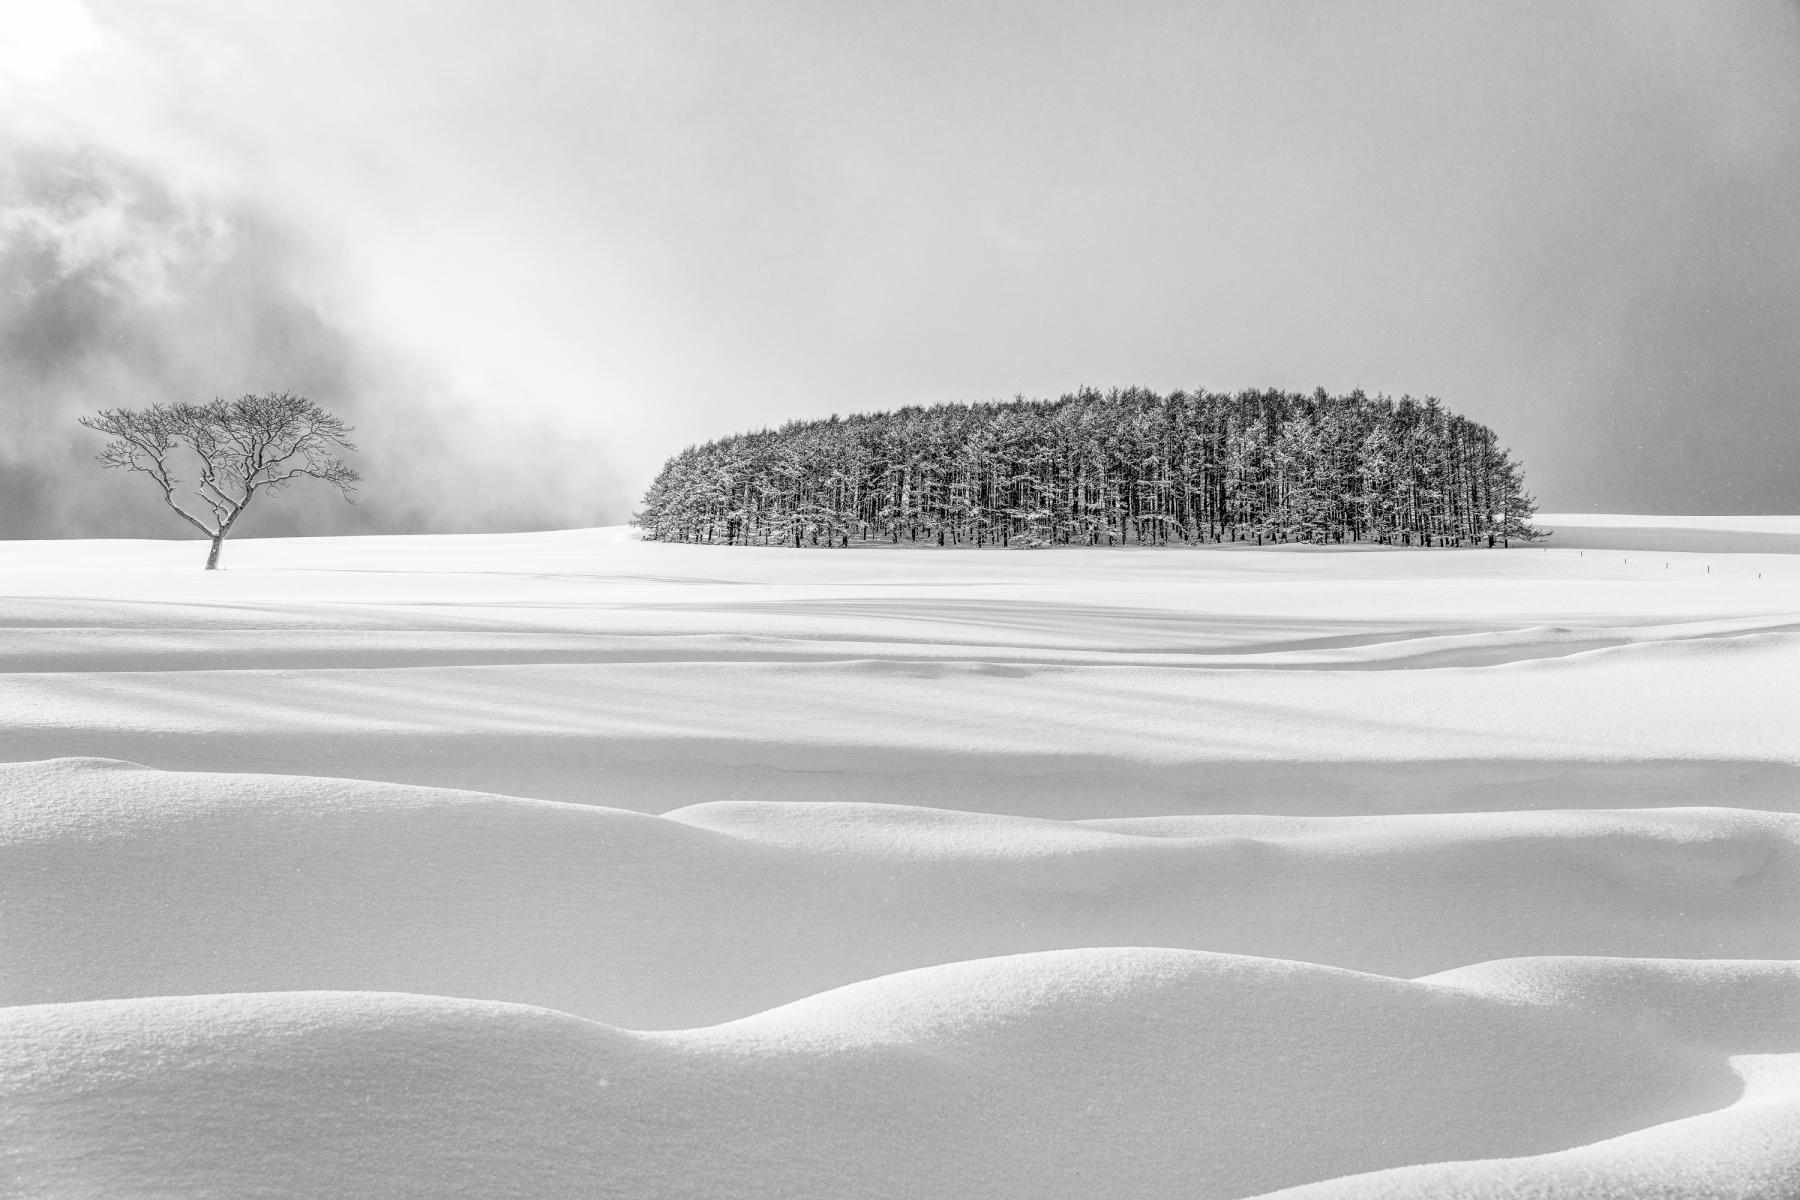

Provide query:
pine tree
left=633, top=389, right=1543, bottom=549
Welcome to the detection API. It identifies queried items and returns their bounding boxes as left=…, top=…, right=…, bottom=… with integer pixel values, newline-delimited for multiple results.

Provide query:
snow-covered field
left=3, top=515, right=1797, bottom=1198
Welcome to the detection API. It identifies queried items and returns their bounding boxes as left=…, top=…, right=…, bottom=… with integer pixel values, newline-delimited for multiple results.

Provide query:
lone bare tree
left=80, top=393, right=361, bottom=569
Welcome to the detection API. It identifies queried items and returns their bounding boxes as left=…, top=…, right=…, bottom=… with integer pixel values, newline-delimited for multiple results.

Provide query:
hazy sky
left=2, top=0, right=1797, bottom=535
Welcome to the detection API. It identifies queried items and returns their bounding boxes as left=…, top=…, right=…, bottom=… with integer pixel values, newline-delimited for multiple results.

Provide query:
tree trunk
left=205, top=535, right=225, bottom=570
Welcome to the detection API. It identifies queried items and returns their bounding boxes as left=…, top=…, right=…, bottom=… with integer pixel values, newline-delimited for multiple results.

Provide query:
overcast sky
left=2, top=0, right=1797, bottom=535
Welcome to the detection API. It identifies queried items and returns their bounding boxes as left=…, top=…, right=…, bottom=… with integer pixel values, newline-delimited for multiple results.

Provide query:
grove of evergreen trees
left=635, top=387, right=1542, bottom=549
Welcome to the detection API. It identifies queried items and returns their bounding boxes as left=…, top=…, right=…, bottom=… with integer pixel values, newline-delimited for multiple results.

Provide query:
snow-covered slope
left=7, top=952, right=1791, bottom=1200
left=6, top=759, right=1797, bottom=1027
left=2, top=515, right=1796, bottom=1198
left=0, top=522, right=1795, bottom=813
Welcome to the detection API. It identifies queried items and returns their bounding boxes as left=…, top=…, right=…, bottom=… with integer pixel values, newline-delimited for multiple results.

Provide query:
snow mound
left=8, top=759, right=1799, bottom=1027
left=1422, top=955, right=1800, bottom=1049
left=5, top=947, right=1782, bottom=1200
left=1258, top=957, right=1800, bottom=1198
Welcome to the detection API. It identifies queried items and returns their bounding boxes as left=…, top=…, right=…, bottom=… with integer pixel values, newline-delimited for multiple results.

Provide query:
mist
left=0, top=139, right=622, bottom=538
left=2, top=0, right=1797, bottom=539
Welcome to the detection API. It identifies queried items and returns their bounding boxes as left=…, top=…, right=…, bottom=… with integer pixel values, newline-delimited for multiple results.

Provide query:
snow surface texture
left=2, top=515, right=1797, bottom=1198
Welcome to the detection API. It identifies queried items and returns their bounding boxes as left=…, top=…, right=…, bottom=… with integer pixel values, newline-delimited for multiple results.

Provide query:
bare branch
left=78, top=392, right=362, bottom=568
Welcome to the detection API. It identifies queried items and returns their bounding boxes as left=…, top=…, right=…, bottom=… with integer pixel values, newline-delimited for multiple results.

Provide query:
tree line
left=635, top=387, right=1543, bottom=549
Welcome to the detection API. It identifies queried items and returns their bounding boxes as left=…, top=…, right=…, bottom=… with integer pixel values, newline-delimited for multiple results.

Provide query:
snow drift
left=5, top=759, right=1797, bottom=1028
left=6, top=949, right=1788, bottom=1200
left=2, top=515, right=1796, bottom=1197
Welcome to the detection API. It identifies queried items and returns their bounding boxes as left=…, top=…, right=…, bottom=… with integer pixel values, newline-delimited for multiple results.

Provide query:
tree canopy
left=635, top=387, right=1542, bottom=549
left=80, top=392, right=360, bottom=569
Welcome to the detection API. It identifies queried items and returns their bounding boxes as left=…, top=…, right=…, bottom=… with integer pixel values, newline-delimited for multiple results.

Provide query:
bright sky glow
left=3, top=1, right=1798, bottom=531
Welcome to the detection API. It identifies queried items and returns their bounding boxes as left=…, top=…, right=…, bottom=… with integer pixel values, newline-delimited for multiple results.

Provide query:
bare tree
left=80, top=393, right=361, bottom=569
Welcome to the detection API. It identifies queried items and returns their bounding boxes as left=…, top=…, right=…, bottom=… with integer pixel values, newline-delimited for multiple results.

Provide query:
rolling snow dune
left=5, top=759, right=1797, bottom=1027
left=1258, top=956, right=1800, bottom=1199
left=3, top=515, right=1798, bottom=1197
left=1, top=949, right=1779, bottom=1200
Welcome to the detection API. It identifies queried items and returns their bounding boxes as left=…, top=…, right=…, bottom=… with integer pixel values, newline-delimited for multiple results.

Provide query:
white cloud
left=3, top=1, right=1799, bottom=526
left=0, top=0, right=100, bottom=85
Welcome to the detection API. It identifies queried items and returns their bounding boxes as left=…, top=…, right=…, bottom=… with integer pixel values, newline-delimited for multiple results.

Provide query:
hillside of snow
left=3, top=515, right=1797, bottom=1198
